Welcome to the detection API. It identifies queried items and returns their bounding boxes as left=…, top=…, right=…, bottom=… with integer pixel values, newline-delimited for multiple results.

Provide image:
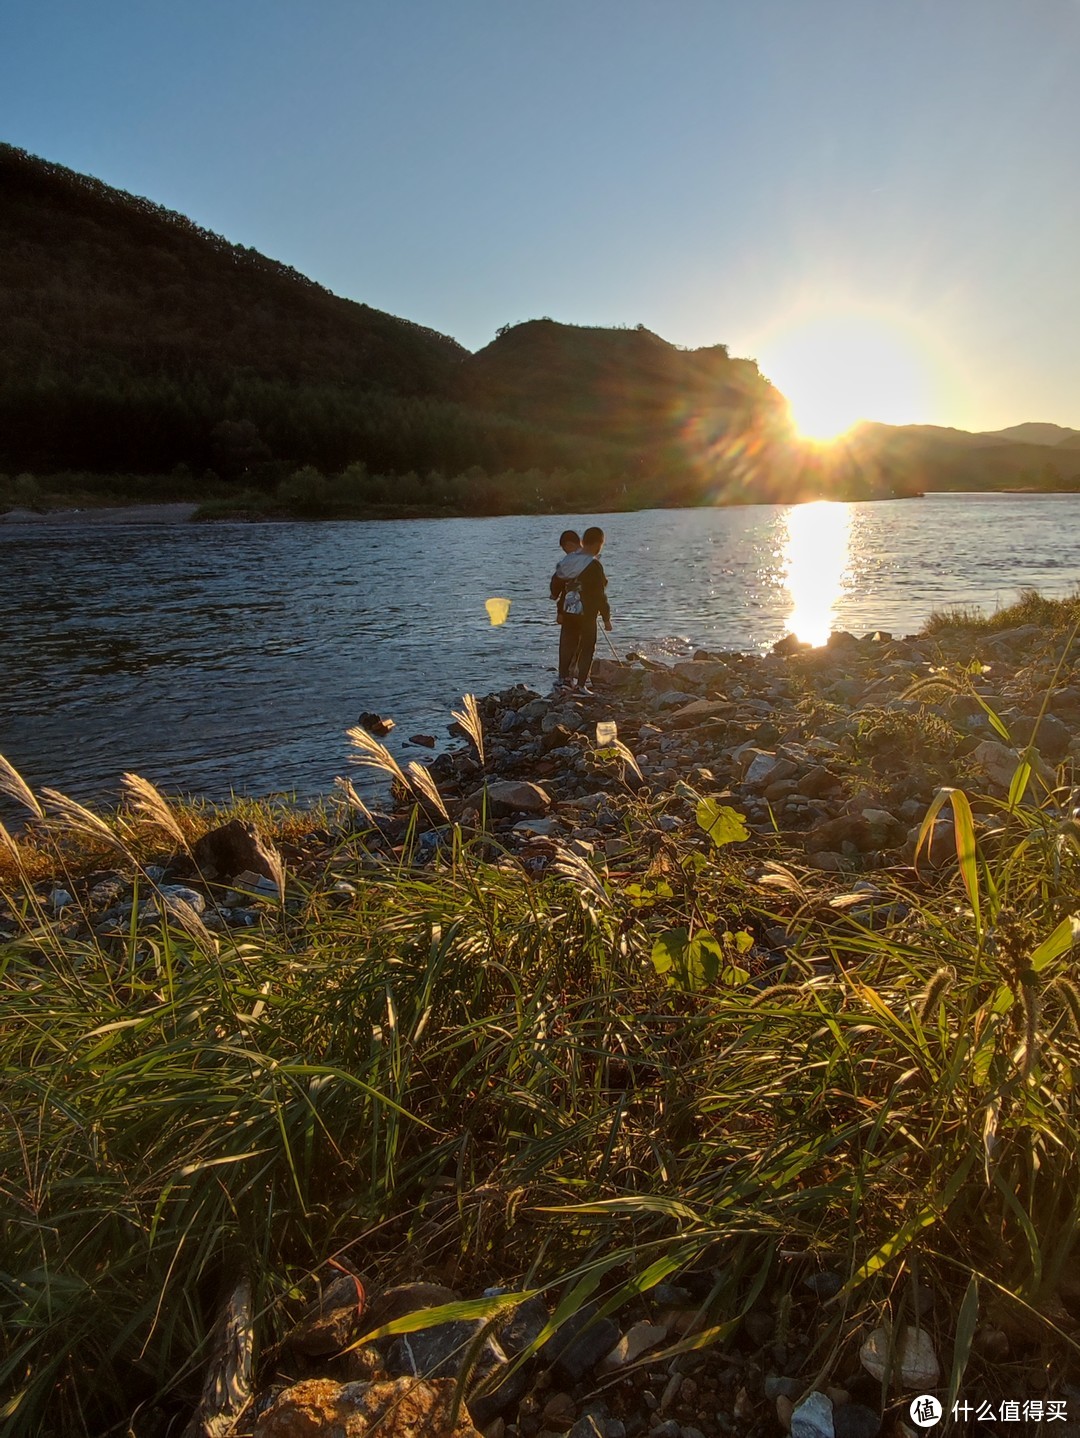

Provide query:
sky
left=2, top=0, right=1079, bottom=433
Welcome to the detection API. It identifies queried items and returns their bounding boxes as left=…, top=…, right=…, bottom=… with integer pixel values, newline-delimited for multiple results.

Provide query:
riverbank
left=3, top=597, right=1080, bottom=1437
left=0, top=501, right=201, bottom=524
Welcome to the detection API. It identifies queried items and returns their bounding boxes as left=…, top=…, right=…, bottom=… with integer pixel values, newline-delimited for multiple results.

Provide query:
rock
left=745, top=753, right=797, bottom=789
left=1012, top=712, right=1071, bottom=762
left=519, top=700, right=550, bottom=722
left=597, top=1320, right=669, bottom=1374
left=513, top=818, right=559, bottom=837
left=806, top=815, right=879, bottom=855
left=387, top=1317, right=489, bottom=1380
left=833, top=1404, right=881, bottom=1438
left=229, top=871, right=281, bottom=900
left=804, top=1272, right=843, bottom=1302
left=254, top=1377, right=482, bottom=1436
left=541, top=1392, right=577, bottom=1430
left=358, top=712, right=395, bottom=737
left=363, top=1283, right=460, bottom=1336
left=909, top=815, right=955, bottom=869
left=772, top=634, right=809, bottom=657
left=409, top=734, right=437, bottom=748
left=859, top=1325, right=940, bottom=1389
left=777, top=1396, right=795, bottom=1432
left=672, top=660, right=729, bottom=689
left=89, top=877, right=124, bottom=905
left=146, top=884, right=207, bottom=917
left=467, top=781, right=552, bottom=817
left=668, top=699, right=735, bottom=729
left=542, top=1304, right=620, bottom=1382
left=766, top=1377, right=803, bottom=1401
left=288, top=1274, right=367, bottom=1356
left=969, top=739, right=1026, bottom=793
left=790, top=1392, right=835, bottom=1438
left=589, top=659, right=630, bottom=686
left=497, top=1295, right=550, bottom=1357
left=49, top=888, right=74, bottom=911
left=193, top=819, right=282, bottom=883
left=568, top=1418, right=605, bottom=1438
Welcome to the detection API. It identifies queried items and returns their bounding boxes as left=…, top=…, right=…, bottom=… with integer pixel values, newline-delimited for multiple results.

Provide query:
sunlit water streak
left=3, top=493, right=1080, bottom=806
left=783, top=500, right=852, bottom=645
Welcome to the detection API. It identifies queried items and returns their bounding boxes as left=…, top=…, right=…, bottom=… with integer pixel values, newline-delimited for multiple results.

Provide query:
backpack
left=560, top=557, right=593, bottom=617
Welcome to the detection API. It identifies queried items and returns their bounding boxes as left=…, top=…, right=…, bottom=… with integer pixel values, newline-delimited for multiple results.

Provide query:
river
left=2, top=493, right=1079, bottom=807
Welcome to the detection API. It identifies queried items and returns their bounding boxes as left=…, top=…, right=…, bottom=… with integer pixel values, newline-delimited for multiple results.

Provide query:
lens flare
left=760, top=310, right=941, bottom=441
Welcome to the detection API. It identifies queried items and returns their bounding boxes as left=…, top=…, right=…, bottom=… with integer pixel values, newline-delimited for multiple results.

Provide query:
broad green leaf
left=1007, top=749, right=1034, bottom=810
left=718, top=964, right=751, bottom=987
left=650, top=928, right=688, bottom=978
left=696, top=799, right=749, bottom=848
left=650, top=929, right=736, bottom=991
left=949, top=789, right=980, bottom=934
left=990, top=984, right=1015, bottom=1014
left=1030, top=914, right=1080, bottom=972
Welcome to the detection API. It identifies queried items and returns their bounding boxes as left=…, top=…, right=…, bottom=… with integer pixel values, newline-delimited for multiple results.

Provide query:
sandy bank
left=0, top=503, right=200, bottom=526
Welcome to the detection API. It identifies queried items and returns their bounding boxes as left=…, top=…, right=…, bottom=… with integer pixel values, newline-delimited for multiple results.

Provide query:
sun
left=759, top=310, right=938, bottom=441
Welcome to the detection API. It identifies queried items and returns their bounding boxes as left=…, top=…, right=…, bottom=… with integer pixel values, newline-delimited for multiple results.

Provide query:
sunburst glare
left=783, top=500, right=851, bottom=645
left=761, top=310, right=939, bottom=441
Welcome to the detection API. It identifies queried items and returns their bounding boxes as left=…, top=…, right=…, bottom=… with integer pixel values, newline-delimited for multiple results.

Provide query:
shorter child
left=550, top=529, right=582, bottom=626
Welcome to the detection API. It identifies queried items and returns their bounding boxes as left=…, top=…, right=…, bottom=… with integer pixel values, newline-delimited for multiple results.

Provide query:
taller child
left=550, top=526, right=612, bottom=693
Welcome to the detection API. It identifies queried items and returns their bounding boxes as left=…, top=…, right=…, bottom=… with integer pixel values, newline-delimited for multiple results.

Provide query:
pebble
left=790, top=1391, right=835, bottom=1438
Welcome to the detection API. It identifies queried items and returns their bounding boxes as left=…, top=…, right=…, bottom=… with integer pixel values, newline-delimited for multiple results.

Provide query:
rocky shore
left=402, top=620, right=1076, bottom=879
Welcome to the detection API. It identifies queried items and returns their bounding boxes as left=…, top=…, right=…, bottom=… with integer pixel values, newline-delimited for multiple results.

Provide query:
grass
left=923, top=586, right=1080, bottom=635
left=4, top=684, right=1080, bottom=1434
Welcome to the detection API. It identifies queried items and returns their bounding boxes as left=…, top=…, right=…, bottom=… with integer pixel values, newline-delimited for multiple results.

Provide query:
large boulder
left=466, top=781, right=552, bottom=817
left=193, top=819, right=281, bottom=884
left=254, top=1378, right=481, bottom=1437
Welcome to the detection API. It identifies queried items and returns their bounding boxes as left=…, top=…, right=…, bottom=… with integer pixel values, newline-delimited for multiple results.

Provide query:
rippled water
left=3, top=493, right=1080, bottom=806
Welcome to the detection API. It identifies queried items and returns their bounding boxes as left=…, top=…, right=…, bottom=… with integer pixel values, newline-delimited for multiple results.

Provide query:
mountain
left=842, top=421, right=1080, bottom=494
left=0, top=144, right=788, bottom=503
left=979, top=422, right=1080, bottom=446
left=459, top=319, right=783, bottom=443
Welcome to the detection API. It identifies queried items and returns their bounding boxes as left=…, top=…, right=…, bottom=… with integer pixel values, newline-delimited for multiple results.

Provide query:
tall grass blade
left=122, top=771, right=190, bottom=850
left=406, top=762, right=450, bottom=821
left=451, top=693, right=485, bottom=767
left=0, top=752, right=44, bottom=819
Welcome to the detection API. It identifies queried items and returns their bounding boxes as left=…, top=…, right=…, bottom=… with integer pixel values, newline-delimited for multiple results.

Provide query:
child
left=550, top=530, right=582, bottom=626
left=550, top=526, right=612, bottom=693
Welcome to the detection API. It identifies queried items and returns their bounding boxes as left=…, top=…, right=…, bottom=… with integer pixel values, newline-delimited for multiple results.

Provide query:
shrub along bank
left=3, top=598, right=1080, bottom=1436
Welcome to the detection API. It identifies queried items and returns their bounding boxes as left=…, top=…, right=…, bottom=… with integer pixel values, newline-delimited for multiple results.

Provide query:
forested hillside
left=0, top=144, right=789, bottom=502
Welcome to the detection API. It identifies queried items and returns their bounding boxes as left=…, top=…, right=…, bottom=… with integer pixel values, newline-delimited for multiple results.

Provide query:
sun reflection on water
left=783, top=501, right=852, bottom=645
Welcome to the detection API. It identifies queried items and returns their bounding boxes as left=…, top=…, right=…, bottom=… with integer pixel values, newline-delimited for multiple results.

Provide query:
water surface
left=2, top=494, right=1079, bottom=806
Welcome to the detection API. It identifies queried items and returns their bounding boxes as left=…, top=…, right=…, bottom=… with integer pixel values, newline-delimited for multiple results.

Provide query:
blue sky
left=2, top=0, right=1079, bottom=431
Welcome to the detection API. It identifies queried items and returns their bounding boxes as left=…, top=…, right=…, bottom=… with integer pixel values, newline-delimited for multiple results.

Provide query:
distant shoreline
left=4, top=488, right=1079, bottom=529
left=0, top=503, right=201, bottom=525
